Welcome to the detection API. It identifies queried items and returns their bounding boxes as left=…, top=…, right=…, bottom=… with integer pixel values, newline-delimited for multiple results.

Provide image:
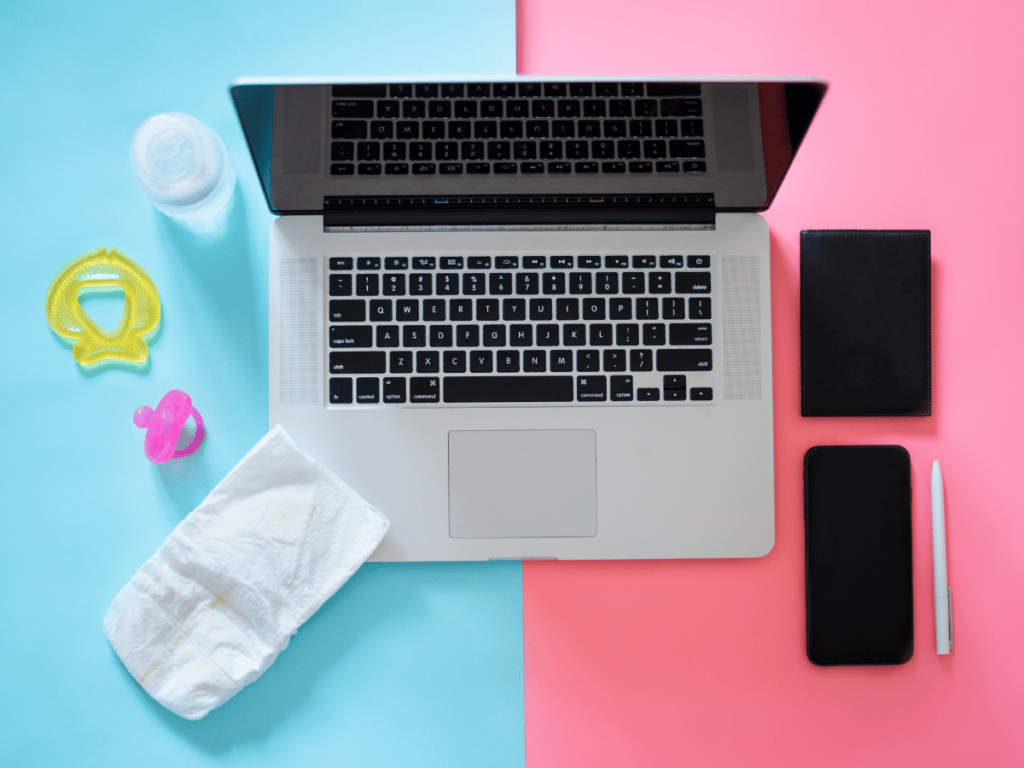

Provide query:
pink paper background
left=519, top=1, right=1024, bottom=765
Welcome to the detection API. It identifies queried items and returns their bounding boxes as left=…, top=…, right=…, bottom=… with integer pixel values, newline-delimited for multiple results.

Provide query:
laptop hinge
left=322, top=194, right=716, bottom=231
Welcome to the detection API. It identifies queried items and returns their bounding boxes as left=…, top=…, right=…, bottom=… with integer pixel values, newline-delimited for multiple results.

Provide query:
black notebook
left=800, top=230, right=931, bottom=417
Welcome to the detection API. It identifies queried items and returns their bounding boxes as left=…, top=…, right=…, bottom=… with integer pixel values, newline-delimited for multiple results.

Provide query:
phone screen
left=804, top=446, right=914, bottom=665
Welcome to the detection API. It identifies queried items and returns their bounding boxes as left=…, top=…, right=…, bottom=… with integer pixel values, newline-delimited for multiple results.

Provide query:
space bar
left=443, top=376, right=574, bottom=403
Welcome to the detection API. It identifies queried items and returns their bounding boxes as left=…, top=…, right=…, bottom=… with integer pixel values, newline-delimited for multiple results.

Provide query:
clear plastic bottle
left=130, top=112, right=236, bottom=233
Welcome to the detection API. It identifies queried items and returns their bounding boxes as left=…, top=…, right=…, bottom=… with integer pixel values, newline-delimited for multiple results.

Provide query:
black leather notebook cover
left=801, top=230, right=931, bottom=416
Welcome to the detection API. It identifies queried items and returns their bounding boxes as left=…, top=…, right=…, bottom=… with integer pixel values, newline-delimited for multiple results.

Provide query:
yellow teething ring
left=45, top=247, right=161, bottom=368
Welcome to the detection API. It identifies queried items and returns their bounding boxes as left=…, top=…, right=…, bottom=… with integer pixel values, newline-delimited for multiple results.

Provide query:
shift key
left=329, top=351, right=386, bottom=374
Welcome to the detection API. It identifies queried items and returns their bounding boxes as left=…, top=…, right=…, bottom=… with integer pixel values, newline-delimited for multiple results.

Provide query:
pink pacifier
left=133, top=389, right=205, bottom=463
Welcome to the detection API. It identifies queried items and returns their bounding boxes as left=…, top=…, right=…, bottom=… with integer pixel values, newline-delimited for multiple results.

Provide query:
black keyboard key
left=331, top=142, right=355, bottom=161
left=663, top=297, right=685, bottom=320
left=514, top=141, right=537, bottom=160
left=655, top=119, right=678, bottom=137
left=550, top=350, right=573, bottom=371
left=552, top=120, right=575, bottom=138
left=481, top=100, right=503, bottom=118
left=430, top=325, right=453, bottom=347
left=451, top=300, right=472, bottom=321
left=382, top=273, right=405, bottom=295
left=632, top=255, right=655, bottom=268
left=384, top=163, right=408, bottom=175
left=680, top=119, right=704, bottom=136
left=456, top=324, right=479, bottom=346
left=636, top=297, right=659, bottom=319
left=566, top=140, right=588, bottom=159
left=557, top=100, right=580, bottom=118
left=536, top=324, right=559, bottom=346
left=403, top=325, right=426, bottom=347
left=610, top=375, right=633, bottom=401
left=469, top=350, right=493, bottom=372
left=390, top=350, right=413, bottom=373
left=377, top=101, right=399, bottom=118
left=644, top=140, right=666, bottom=158
left=648, top=83, right=700, bottom=97
left=688, top=255, right=711, bottom=269
left=590, top=324, right=613, bottom=346
left=329, top=299, right=364, bottom=322
left=569, top=272, right=592, bottom=294
left=330, top=163, right=354, bottom=175
left=516, top=272, right=539, bottom=294
left=690, top=387, right=713, bottom=401
left=463, top=273, right=485, bottom=294
left=356, top=377, right=379, bottom=403
left=592, top=140, right=615, bottom=158
left=501, top=120, right=524, bottom=139
left=582, top=101, right=606, bottom=119
left=637, top=387, right=660, bottom=401
left=661, top=98, right=702, bottom=117
left=643, top=323, right=666, bottom=346
left=494, top=161, right=517, bottom=173
left=548, top=161, right=571, bottom=173
left=329, top=274, right=353, bottom=296
left=578, top=256, right=601, bottom=269
left=544, top=83, right=567, bottom=97
left=468, top=83, right=490, bottom=98
left=616, top=323, right=639, bottom=346
left=423, top=298, right=445, bottom=320
left=556, top=298, right=579, bottom=320
left=507, top=100, right=529, bottom=118
left=609, top=298, right=632, bottom=320
left=369, top=299, right=392, bottom=321
left=540, top=141, right=562, bottom=159
left=396, top=299, right=418, bottom=321
left=489, top=273, right=512, bottom=294
left=423, top=122, right=445, bottom=139
left=629, top=161, right=652, bottom=173
left=332, top=121, right=368, bottom=139
left=532, top=100, right=555, bottom=118
left=634, top=100, right=657, bottom=117
left=482, top=324, right=506, bottom=346
left=356, top=274, right=379, bottom=295
left=442, top=257, right=464, bottom=270
left=502, top=298, right=526, bottom=320
left=436, top=273, right=459, bottom=295
left=416, top=351, right=440, bottom=373
left=376, top=325, right=399, bottom=347
left=509, top=324, right=532, bottom=345
left=410, top=376, right=441, bottom=403
left=649, top=272, right=672, bottom=293
left=575, top=161, right=598, bottom=173
left=403, top=100, right=426, bottom=118
left=604, top=120, right=626, bottom=138
left=443, top=351, right=466, bottom=373
left=523, top=351, right=546, bottom=372
left=577, top=349, right=599, bottom=372
left=475, top=121, right=498, bottom=139
left=455, top=100, right=477, bottom=119
left=656, top=349, right=713, bottom=371
left=563, top=324, right=586, bottom=346
left=582, top=297, right=606, bottom=319
left=427, top=100, right=450, bottom=119
left=609, top=100, right=631, bottom=118
left=618, top=140, right=640, bottom=158
left=440, top=162, right=463, bottom=174
left=604, top=349, right=626, bottom=372
left=441, top=83, right=464, bottom=98
left=330, top=377, right=353, bottom=404
left=524, top=256, right=546, bottom=269
left=467, top=162, right=490, bottom=174
left=576, top=375, right=606, bottom=401
left=529, top=298, right=553, bottom=320
left=602, top=161, right=625, bottom=173
left=330, top=351, right=386, bottom=374
left=526, top=121, right=549, bottom=138
left=370, top=121, right=393, bottom=140
left=657, top=161, right=680, bottom=173
left=519, top=83, right=541, bottom=97
left=630, top=119, right=653, bottom=137
left=669, top=139, right=705, bottom=158
left=410, top=273, right=432, bottom=295
left=396, top=122, right=419, bottom=140
left=412, top=163, right=436, bottom=175
left=444, top=376, right=573, bottom=403
left=660, top=255, right=684, bottom=268
left=415, top=84, right=438, bottom=99
left=689, top=297, right=711, bottom=319
left=676, top=272, right=711, bottom=293
left=496, top=350, right=519, bottom=372
left=551, top=256, right=573, bottom=269
left=438, top=140, right=461, bottom=157
left=333, top=84, right=386, bottom=98
left=330, top=325, right=372, bottom=348
left=669, top=323, right=712, bottom=345
left=382, top=377, right=406, bottom=404
left=595, top=82, right=618, bottom=97
left=630, top=349, right=653, bottom=371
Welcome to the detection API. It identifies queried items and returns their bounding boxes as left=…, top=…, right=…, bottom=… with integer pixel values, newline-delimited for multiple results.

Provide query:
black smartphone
left=804, top=446, right=914, bottom=665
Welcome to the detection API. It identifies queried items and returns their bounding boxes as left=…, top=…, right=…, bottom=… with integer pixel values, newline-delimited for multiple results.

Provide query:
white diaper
left=103, top=425, right=389, bottom=719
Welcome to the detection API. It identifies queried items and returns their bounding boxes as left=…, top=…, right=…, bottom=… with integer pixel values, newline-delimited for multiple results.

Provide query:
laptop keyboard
left=328, top=82, right=705, bottom=178
left=326, top=253, right=715, bottom=405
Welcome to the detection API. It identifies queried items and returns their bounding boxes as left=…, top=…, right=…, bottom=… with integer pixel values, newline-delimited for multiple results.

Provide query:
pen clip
left=947, top=587, right=954, bottom=650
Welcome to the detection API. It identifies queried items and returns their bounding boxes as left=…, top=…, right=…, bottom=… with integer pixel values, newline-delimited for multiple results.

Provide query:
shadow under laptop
left=133, top=561, right=520, bottom=752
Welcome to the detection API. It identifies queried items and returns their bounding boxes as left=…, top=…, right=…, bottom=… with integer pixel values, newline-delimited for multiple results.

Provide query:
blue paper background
left=0, top=2, right=521, bottom=765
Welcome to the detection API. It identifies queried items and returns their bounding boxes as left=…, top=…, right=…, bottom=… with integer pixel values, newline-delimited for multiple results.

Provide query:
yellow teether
left=45, top=247, right=161, bottom=368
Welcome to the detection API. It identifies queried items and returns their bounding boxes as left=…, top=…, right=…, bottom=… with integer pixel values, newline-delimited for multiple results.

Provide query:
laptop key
left=389, top=351, right=413, bottom=373
left=382, top=377, right=406, bottom=403
left=410, top=377, right=440, bottom=403
left=330, top=325, right=372, bottom=347
left=656, top=349, right=713, bottom=371
left=690, top=387, right=713, bottom=401
left=576, top=375, right=607, bottom=401
left=637, top=387, right=660, bottom=401
left=443, top=376, right=573, bottom=403
left=610, top=375, right=633, bottom=401
left=330, top=351, right=386, bottom=374
left=329, top=377, right=353, bottom=404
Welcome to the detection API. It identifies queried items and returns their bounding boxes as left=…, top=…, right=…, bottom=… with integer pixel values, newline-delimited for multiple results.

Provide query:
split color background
left=2, top=0, right=1023, bottom=765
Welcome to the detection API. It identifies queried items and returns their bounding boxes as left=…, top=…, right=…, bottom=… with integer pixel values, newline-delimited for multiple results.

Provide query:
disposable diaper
left=103, top=425, right=389, bottom=719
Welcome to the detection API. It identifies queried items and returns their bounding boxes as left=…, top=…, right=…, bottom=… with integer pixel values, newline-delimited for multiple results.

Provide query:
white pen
left=932, top=460, right=953, bottom=654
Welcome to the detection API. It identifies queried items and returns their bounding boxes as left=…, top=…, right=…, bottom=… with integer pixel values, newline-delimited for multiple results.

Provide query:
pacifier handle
left=172, top=407, right=205, bottom=458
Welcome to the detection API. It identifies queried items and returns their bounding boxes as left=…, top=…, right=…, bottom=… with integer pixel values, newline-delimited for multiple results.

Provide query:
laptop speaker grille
left=278, top=257, right=321, bottom=405
left=721, top=255, right=762, bottom=400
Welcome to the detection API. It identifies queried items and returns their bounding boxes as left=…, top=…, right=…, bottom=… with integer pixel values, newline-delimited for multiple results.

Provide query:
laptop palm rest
left=448, top=430, right=597, bottom=538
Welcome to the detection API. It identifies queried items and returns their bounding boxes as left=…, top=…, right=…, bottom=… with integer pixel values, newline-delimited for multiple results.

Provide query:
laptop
left=230, top=77, right=826, bottom=561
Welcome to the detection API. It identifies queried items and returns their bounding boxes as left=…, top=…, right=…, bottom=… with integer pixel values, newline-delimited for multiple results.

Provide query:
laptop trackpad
left=448, top=430, right=597, bottom=538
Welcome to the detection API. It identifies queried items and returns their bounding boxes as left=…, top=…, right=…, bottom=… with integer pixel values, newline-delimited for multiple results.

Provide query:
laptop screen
left=231, top=78, right=826, bottom=224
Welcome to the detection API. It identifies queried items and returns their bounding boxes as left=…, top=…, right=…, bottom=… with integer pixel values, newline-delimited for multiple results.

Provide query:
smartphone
left=804, top=446, right=914, bottom=665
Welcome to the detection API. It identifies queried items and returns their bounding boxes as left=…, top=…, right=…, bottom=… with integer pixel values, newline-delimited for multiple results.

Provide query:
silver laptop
left=231, top=77, right=826, bottom=561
